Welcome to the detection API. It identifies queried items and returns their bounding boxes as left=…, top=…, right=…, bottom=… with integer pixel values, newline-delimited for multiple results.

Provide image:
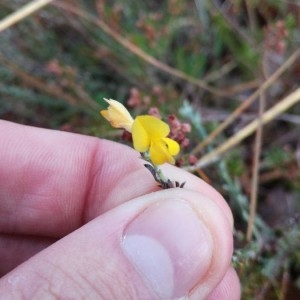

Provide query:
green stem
left=140, top=151, right=185, bottom=189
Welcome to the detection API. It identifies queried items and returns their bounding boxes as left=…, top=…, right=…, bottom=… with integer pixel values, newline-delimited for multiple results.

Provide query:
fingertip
left=205, top=267, right=241, bottom=300
left=160, top=164, right=234, bottom=229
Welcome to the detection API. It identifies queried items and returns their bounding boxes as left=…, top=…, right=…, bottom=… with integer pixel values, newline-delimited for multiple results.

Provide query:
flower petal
left=132, top=117, right=151, bottom=152
left=134, top=115, right=170, bottom=139
left=162, top=137, right=180, bottom=156
left=150, top=139, right=175, bottom=165
left=100, top=98, right=134, bottom=132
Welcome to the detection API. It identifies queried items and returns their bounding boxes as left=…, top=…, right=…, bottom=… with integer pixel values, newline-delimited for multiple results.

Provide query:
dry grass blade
left=279, top=270, right=290, bottom=300
left=212, top=1, right=255, bottom=47
left=0, top=0, right=54, bottom=33
left=245, top=0, right=257, bottom=32
left=53, top=2, right=227, bottom=97
left=246, top=91, right=265, bottom=242
left=192, top=48, right=300, bottom=155
left=186, top=88, right=300, bottom=171
left=0, top=53, right=99, bottom=110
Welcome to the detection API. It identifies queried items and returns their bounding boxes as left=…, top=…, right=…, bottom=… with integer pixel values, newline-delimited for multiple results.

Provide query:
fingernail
left=122, top=199, right=213, bottom=299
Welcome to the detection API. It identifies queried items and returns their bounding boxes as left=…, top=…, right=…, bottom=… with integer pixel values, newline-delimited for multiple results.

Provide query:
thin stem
left=0, top=53, right=99, bottom=111
left=211, top=1, right=255, bottom=47
left=53, top=1, right=228, bottom=98
left=185, top=88, right=300, bottom=170
left=191, top=48, right=300, bottom=155
left=246, top=90, right=265, bottom=241
left=245, top=0, right=257, bottom=32
left=0, top=0, right=54, bottom=32
left=141, top=152, right=183, bottom=189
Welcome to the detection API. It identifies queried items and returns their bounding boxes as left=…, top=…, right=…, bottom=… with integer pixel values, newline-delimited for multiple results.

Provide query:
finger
left=158, top=164, right=233, bottom=228
left=0, top=120, right=233, bottom=237
left=204, top=267, right=241, bottom=300
left=0, top=234, right=54, bottom=277
left=0, top=120, right=145, bottom=236
left=0, top=188, right=235, bottom=300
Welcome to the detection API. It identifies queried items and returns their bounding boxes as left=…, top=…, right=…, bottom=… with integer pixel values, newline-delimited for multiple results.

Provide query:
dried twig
left=279, top=269, right=290, bottom=300
left=186, top=88, right=300, bottom=170
left=221, top=79, right=261, bottom=95
left=53, top=1, right=227, bottom=97
left=246, top=91, right=265, bottom=241
left=203, top=61, right=237, bottom=82
left=192, top=48, right=300, bottom=155
left=0, top=0, right=54, bottom=32
left=212, top=1, right=255, bottom=47
left=0, top=53, right=99, bottom=110
left=245, top=0, right=257, bottom=32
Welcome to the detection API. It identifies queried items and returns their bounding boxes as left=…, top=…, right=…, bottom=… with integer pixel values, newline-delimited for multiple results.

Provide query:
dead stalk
left=0, top=0, right=54, bottom=32
left=186, top=88, right=300, bottom=170
left=246, top=91, right=265, bottom=241
left=53, top=2, right=227, bottom=97
left=192, top=48, right=300, bottom=155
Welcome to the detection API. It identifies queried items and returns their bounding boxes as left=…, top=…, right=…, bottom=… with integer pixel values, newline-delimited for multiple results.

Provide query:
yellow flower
left=132, top=115, right=180, bottom=165
left=100, top=98, right=134, bottom=132
left=100, top=99, right=180, bottom=165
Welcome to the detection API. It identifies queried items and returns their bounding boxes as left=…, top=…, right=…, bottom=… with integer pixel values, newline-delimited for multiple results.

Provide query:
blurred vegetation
left=1, top=0, right=300, bottom=299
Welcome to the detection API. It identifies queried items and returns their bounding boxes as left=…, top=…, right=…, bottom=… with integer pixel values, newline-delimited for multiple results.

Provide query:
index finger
left=0, top=120, right=232, bottom=237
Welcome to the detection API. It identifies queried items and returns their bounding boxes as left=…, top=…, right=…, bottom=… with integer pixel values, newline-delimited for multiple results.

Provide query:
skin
left=0, top=120, right=240, bottom=299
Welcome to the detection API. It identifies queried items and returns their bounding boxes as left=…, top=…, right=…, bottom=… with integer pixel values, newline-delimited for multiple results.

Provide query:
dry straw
left=0, top=0, right=54, bottom=33
left=186, top=88, right=300, bottom=171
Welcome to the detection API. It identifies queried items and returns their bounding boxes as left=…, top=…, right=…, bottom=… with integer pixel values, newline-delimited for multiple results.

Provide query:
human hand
left=0, top=120, right=240, bottom=299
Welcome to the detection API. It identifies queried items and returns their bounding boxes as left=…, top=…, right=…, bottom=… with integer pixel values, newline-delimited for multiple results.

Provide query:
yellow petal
left=149, top=139, right=176, bottom=165
left=100, top=98, right=134, bottom=132
left=134, top=115, right=170, bottom=139
left=132, top=117, right=150, bottom=152
left=162, top=137, right=180, bottom=156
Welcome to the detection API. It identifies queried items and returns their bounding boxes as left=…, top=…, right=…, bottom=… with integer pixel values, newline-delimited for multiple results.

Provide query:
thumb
left=0, top=189, right=233, bottom=300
